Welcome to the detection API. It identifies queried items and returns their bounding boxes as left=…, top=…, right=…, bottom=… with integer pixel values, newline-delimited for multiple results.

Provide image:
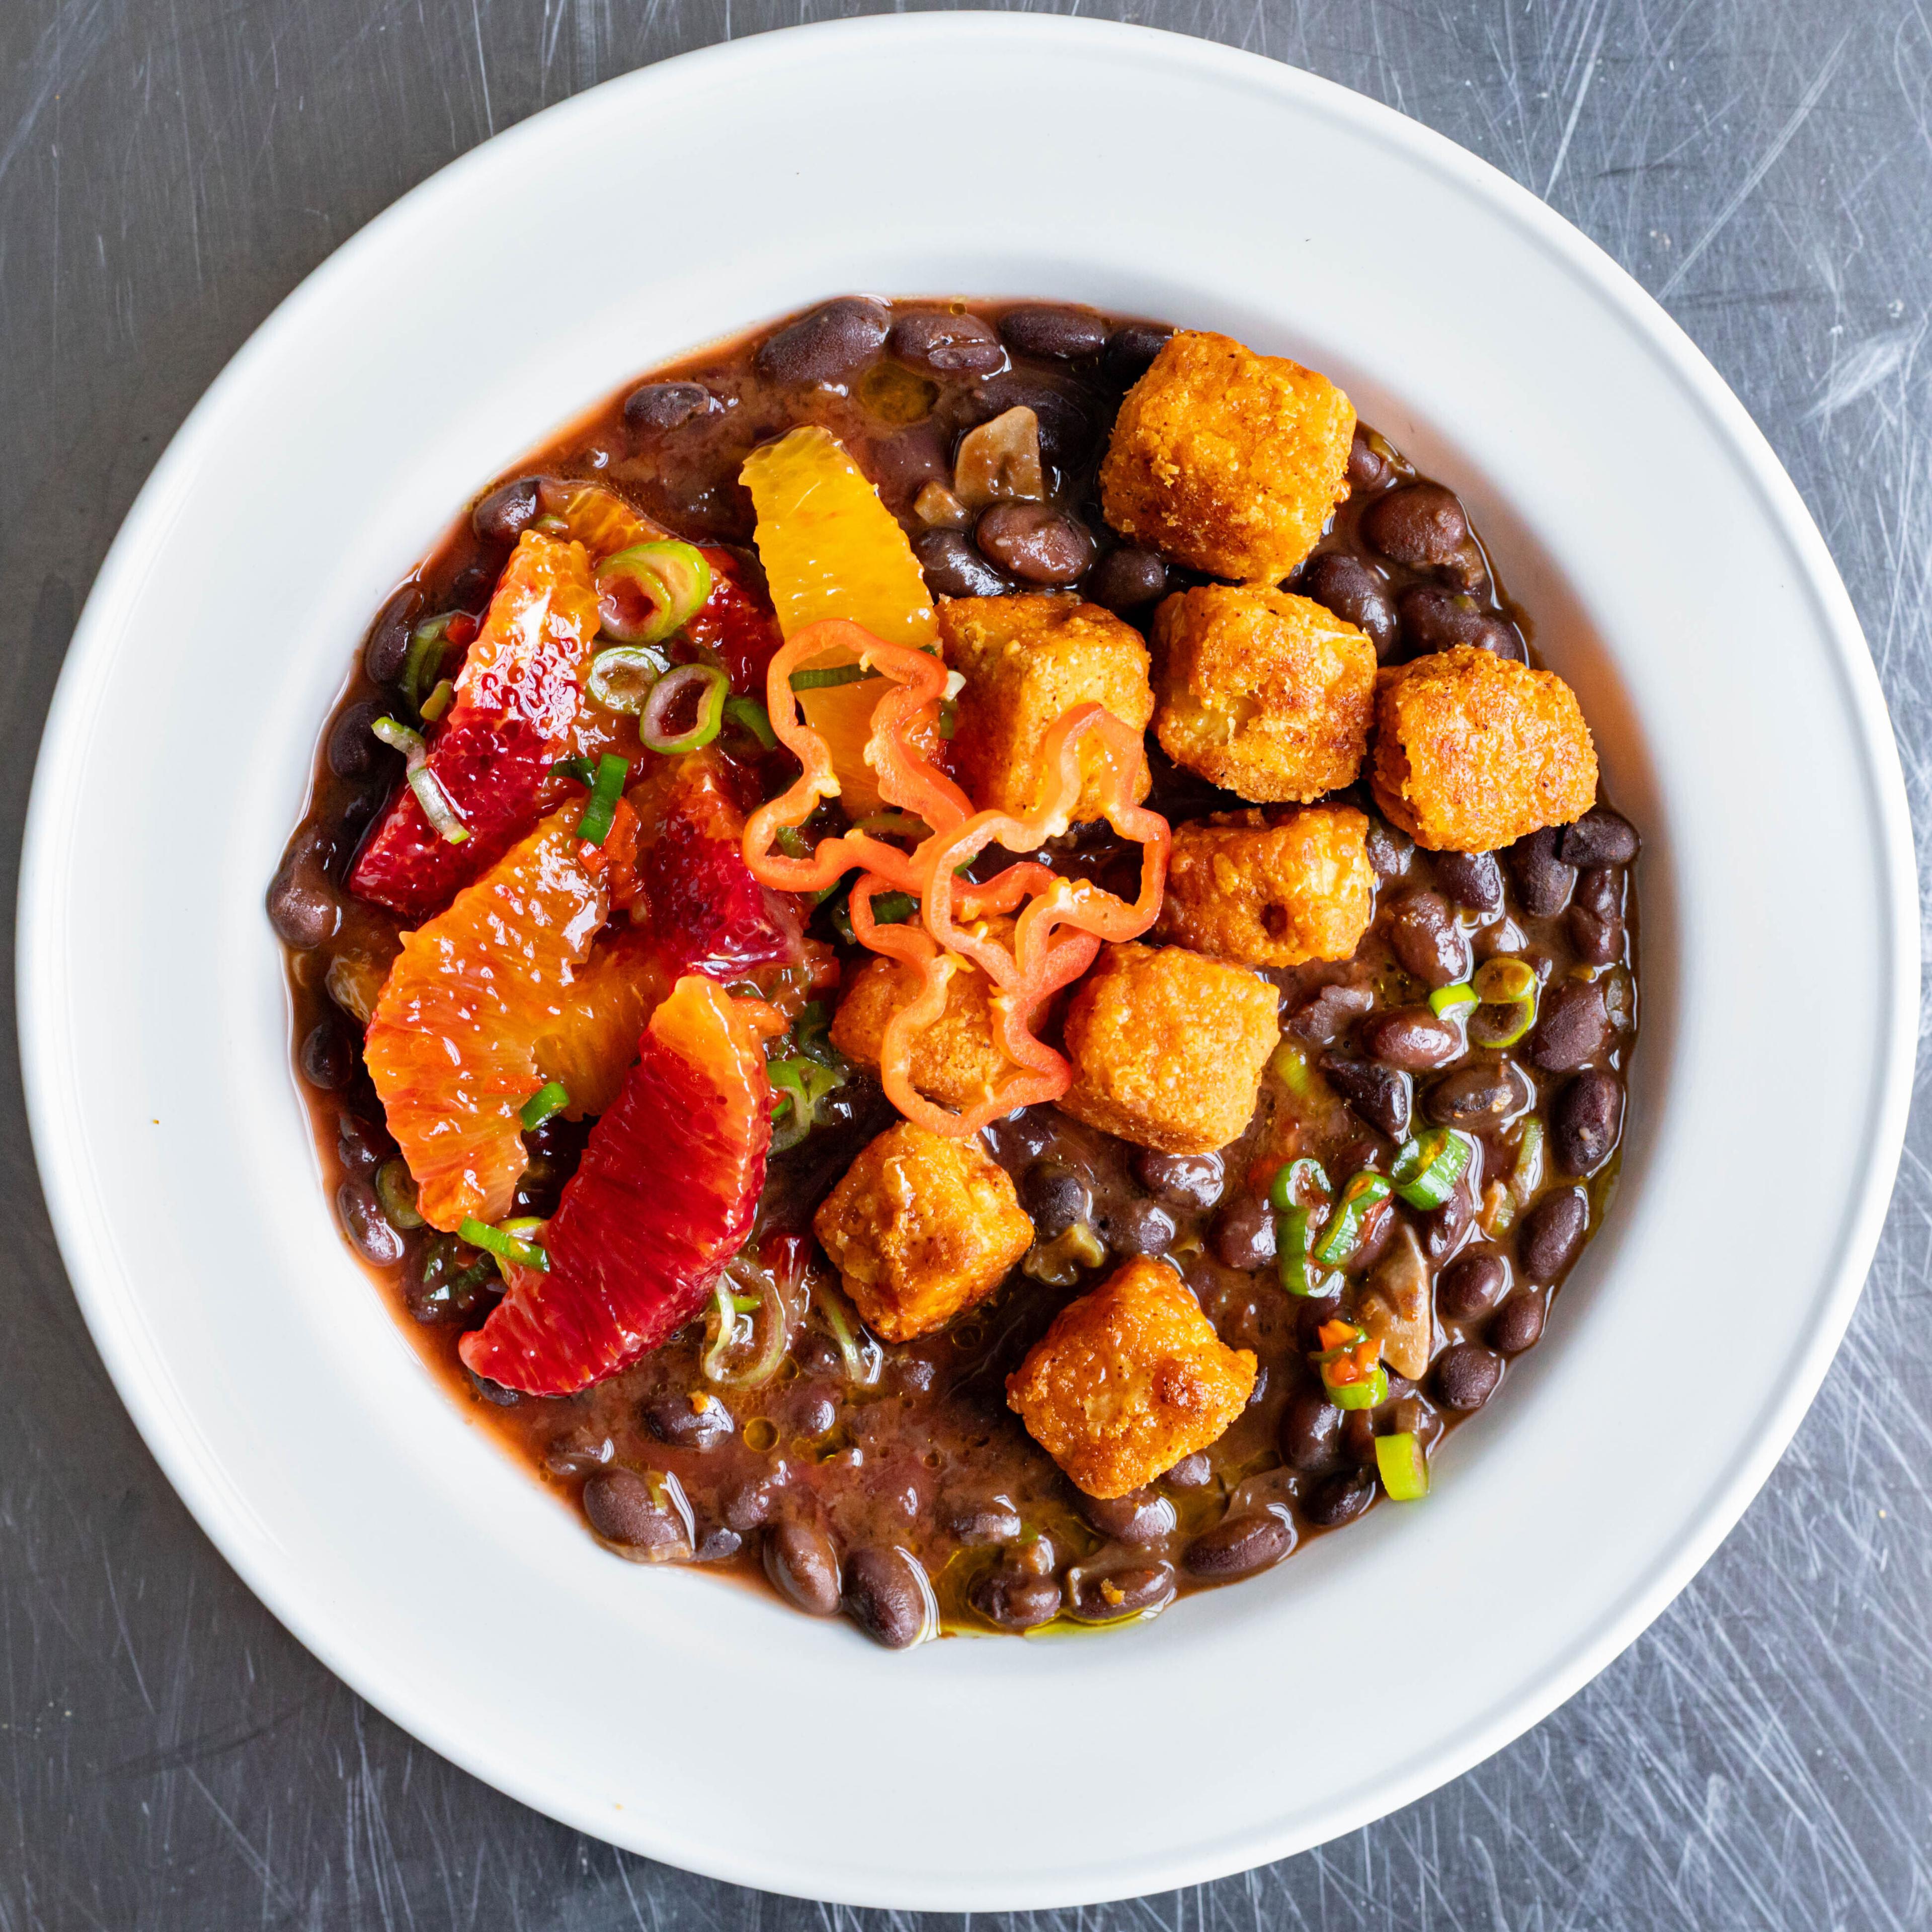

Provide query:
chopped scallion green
left=575, top=752, right=630, bottom=846
left=519, top=1081, right=570, bottom=1132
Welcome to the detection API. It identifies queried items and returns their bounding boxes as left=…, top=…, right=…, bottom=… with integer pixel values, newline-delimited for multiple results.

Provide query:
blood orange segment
left=364, top=809, right=661, bottom=1231
left=740, top=426, right=941, bottom=815
left=533, top=927, right=669, bottom=1117
left=350, top=531, right=602, bottom=920
left=458, top=975, right=771, bottom=1396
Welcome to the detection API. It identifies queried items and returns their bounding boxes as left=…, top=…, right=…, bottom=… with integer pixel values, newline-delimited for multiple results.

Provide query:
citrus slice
left=364, top=807, right=660, bottom=1230
left=458, top=974, right=771, bottom=1396
left=741, top=425, right=941, bottom=815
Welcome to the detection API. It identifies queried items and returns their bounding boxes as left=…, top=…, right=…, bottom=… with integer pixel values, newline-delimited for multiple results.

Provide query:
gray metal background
left=4, top=2, right=1929, bottom=1925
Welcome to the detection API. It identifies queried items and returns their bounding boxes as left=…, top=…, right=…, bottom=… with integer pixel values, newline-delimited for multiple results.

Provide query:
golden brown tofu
left=1156, top=806, right=1375, bottom=968
left=1371, top=645, right=1598, bottom=852
left=1006, top=1257, right=1257, bottom=1498
left=830, top=917, right=1024, bottom=1111
left=939, top=594, right=1154, bottom=821
left=1059, top=942, right=1279, bottom=1154
left=1098, top=331, right=1355, bottom=582
left=1152, top=584, right=1376, bottom=802
left=813, top=1121, right=1033, bottom=1343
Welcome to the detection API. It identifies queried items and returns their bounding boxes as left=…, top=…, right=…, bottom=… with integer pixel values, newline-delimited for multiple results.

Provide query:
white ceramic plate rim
left=20, top=14, right=1918, bottom=1908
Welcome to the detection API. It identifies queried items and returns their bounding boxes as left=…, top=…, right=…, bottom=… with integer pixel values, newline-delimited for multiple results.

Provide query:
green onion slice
left=1270, top=1039, right=1323, bottom=1099
left=768, top=1054, right=844, bottom=1154
left=1327, top=1363, right=1390, bottom=1410
left=400, top=614, right=455, bottom=715
left=519, top=1081, right=571, bottom=1131
left=639, top=663, right=729, bottom=755
left=849, top=811, right=933, bottom=845
left=815, top=1277, right=882, bottom=1387
left=372, top=1158, right=424, bottom=1231
left=586, top=644, right=669, bottom=715
left=1390, top=1128, right=1474, bottom=1209
left=789, top=662, right=881, bottom=692
left=1277, top=1204, right=1342, bottom=1298
left=700, top=1264, right=790, bottom=1388
left=372, top=715, right=469, bottom=845
left=1468, top=955, right=1540, bottom=1049
left=550, top=756, right=597, bottom=786
left=575, top=752, right=630, bottom=846
left=1311, top=1171, right=1393, bottom=1268
left=458, top=1215, right=549, bottom=1273
left=594, top=540, right=712, bottom=647
left=775, top=825, right=811, bottom=859
left=938, top=699, right=958, bottom=740
left=419, top=677, right=456, bottom=722
left=721, top=694, right=777, bottom=749
left=1268, top=1157, right=1331, bottom=1214
left=1428, top=981, right=1479, bottom=1019
left=1510, top=1116, right=1545, bottom=1206
left=1375, top=1430, right=1430, bottom=1500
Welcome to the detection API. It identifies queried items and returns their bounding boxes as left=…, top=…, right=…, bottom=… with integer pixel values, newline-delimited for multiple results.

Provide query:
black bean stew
left=273, top=297, right=1637, bottom=1645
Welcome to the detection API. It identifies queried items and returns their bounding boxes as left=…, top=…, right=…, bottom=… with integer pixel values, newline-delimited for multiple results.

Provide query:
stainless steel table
left=4, top=3, right=1927, bottom=1923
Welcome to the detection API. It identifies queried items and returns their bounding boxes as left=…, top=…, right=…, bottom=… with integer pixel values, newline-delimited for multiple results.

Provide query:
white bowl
left=19, top=14, right=1916, bottom=1911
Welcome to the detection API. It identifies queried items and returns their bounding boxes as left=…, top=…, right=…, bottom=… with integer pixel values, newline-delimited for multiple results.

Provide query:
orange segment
left=538, top=480, right=666, bottom=561
left=365, top=809, right=661, bottom=1231
left=741, top=426, right=941, bottom=815
left=532, top=927, right=669, bottom=1117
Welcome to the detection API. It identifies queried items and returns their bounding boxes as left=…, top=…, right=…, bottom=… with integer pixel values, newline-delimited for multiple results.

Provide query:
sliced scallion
left=594, top=540, right=711, bottom=647
left=1375, top=1430, right=1430, bottom=1500
left=550, top=756, right=597, bottom=786
left=639, top=663, right=728, bottom=755
left=458, top=1215, right=548, bottom=1273
left=400, top=615, right=455, bottom=715
left=1311, top=1171, right=1393, bottom=1268
left=789, top=663, right=880, bottom=692
left=721, top=694, right=777, bottom=749
left=587, top=644, right=668, bottom=715
left=1268, top=1157, right=1331, bottom=1214
left=373, top=1158, right=424, bottom=1231
left=372, top=715, right=469, bottom=844
left=1428, top=981, right=1479, bottom=1020
left=418, top=677, right=455, bottom=722
left=1390, top=1128, right=1473, bottom=1209
left=519, top=1081, right=570, bottom=1132
left=575, top=752, right=630, bottom=846
left=1469, top=955, right=1539, bottom=1049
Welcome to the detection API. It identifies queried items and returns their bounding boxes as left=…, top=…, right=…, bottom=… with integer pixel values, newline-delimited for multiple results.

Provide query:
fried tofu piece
left=1152, top=584, right=1376, bottom=802
left=1059, top=942, right=1279, bottom=1154
left=939, top=594, right=1154, bottom=821
left=813, top=1121, right=1033, bottom=1342
left=1156, top=806, right=1375, bottom=968
left=1098, top=331, right=1355, bottom=582
left=1371, top=645, right=1598, bottom=852
left=1006, top=1258, right=1257, bottom=1498
left=830, top=917, right=1026, bottom=1111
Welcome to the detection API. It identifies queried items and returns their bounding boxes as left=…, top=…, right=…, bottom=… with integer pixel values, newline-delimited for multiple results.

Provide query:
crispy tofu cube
left=1156, top=806, right=1375, bottom=968
left=830, top=917, right=1024, bottom=1111
left=1059, top=942, right=1279, bottom=1154
left=1098, top=331, right=1355, bottom=582
left=939, top=593, right=1154, bottom=821
left=1371, top=645, right=1598, bottom=851
left=813, top=1121, right=1033, bottom=1342
left=1152, top=584, right=1376, bottom=802
left=1006, top=1257, right=1257, bottom=1498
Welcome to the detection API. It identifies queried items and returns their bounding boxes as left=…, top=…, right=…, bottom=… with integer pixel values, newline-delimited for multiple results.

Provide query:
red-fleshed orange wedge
left=458, top=975, right=771, bottom=1396
left=364, top=808, right=662, bottom=1231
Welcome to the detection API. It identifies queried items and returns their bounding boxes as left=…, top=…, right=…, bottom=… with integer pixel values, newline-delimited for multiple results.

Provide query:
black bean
left=944, top=1499, right=1023, bottom=1545
left=1135, top=1149, right=1225, bottom=1210
left=645, top=1393, right=734, bottom=1450
left=1342, top=1408, right=1379, bottom=1467
left=1388, top=890, right=1472, bottom=987
left=1211, top=1194, right=1276, bottom=1270
left=267, top=826, right=339, bottom=949
left=1507, top=828, right=1576, bottom=917
left=1419, top=1183, right=1473, bottom=1263
left=975, top=502, right=1096, bottom=586
left=1163, top=1451, right=1213, bottom=1489
left=1321, top=1055, right=1412, bottom=1141
left=1365, top=820, right=1414, bottom=879
left=1022, top=1160, right=1091, bottom=1238
left=1183, top=1510, right=1294, bottom=1581
left=1573, top=866, right=1624, bottom=920
left=1362, top=482, right=1470, bottom=570
left=1519, top=1187, right=1588, bottom=1282
left=789, top=1382, right=839, bottom=1438
left=763, top=1520, right=842, bottom=1615
left=1299, top=552, right=1398, bottom=657
left=1083, top=546, right=1169, bottom=612
left=326, top=699, right=387, bottom=780
left=336, top=1110, right=394, bottom=1177
left=756, top=297, right=891, bottom=387
left=446, top=564, right=497, bottom=613
left=1530, top=978, right=1613, bottom=1071
left=971, top=1567, right=1063, bottom=1630
left=543, top=1430, right=615, bottom=1478
left=987, top=1107, right=1058, bottom=1165
left=1288, top=983, right=1374, bottom=1045
left=1067, top=1563, right=1175, bottom=1620
left=363, top=584, right=423, bottom=685
left=472, top=477, right=540, bottom=546
left=1426, top=1060, right=1531, bottom=1129
left=1434, top=1342, right=1502, bottom=1411
left=1363, top=1007, right=1463, bottom=1072
left=623, top=381, right=717, bottom=431
left=843, top=1546, right=933, bottom=1649
left=1078, top=1490, right=1175, bottom=1547
left=466, top=1366, right=522, bottom=1407
left=1347, top=424, right=1393, bottom=491
left=1000, top=303, right=1108, bottom=360
left=1437, top=1251, right=1507, bottom=1321
left=300, top=1019, right=354, bottom=1090
left=1103, top=324, right=1172, bottom=385
left=1279, top=1388, right=1345, bottom=1473
left=406, top=1233, right=497, bottom=1324
left=584, top=1471, right=692, bottom=1560
left=336, top=1179, right=404, bottom=1265
left=1551, top=1069, right=1623, bottom=1176
left=886, top=308, right=1006, bottom=377
left=1569, top=906, right=1625, bottom=967
left=1432, top=849, right=1504, bottom=917
left=1302, top=1471, right=1375, bottom=1528
left=694, top=1524, right=743, bottom=1564
left=1490, top=1290, right=1548, bottom=1355
left=1099, top=1197, right=1176, bottom=1256
left=722, top=1477, right=783, bottom=1533
left=1559, top=807, right=1640, bottom=869
left=914, top=528, right=1010, bottom=598
left=1396, top=585, right=1525, bottom=661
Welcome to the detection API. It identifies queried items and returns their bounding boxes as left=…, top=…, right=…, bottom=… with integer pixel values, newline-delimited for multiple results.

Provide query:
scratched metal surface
left=2, top=0, right=1928, bottom=1924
